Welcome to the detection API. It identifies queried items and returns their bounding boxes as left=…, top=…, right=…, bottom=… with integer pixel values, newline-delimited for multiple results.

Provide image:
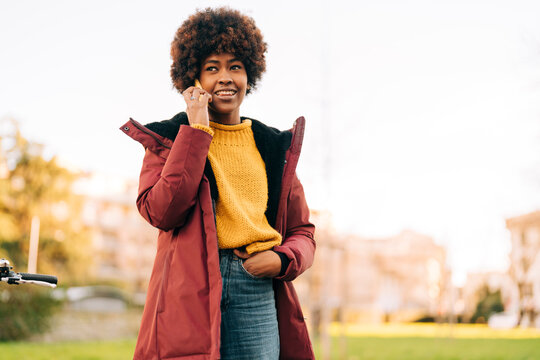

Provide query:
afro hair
left=170, top=7, right=268, bottom=95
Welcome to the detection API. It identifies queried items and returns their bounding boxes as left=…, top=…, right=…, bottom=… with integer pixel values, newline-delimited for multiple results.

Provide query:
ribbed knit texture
left=191, top=123, right=215, bottom=136
left=208, top=120, right=282, bottom=254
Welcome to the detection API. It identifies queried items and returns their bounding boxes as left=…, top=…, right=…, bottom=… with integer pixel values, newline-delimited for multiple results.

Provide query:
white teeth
left=216, top=90, right=236, bottom=95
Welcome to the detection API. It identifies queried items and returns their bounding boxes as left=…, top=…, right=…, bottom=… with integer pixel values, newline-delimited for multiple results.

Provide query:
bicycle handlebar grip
left=20, top=272, right=58, bottom=285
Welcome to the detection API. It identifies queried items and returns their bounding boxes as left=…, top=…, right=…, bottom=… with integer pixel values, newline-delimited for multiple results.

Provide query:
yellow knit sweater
left=192, top=120, right=282, bottom=254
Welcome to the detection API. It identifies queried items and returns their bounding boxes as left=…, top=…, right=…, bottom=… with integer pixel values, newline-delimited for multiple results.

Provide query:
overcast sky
left=1, top=0, right=540, bottom=285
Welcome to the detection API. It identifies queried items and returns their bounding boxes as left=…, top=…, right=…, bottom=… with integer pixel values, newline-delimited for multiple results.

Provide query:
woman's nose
left=218, top=71, right=233, bottom=84
left=218, top=78, right=232, bottom=85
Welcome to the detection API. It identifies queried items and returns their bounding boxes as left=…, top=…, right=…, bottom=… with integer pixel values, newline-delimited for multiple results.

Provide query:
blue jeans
left=219, top=249, right=280, bottom=360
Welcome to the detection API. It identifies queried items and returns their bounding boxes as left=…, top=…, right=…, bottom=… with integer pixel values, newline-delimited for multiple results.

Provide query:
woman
left=121, top=7, right=315, bottom=360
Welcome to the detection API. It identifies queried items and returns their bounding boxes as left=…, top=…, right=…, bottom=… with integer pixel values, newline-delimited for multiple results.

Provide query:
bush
left=471, top=286, right=504, bottom=324
left=414, top=315, right=436, bottom=323
left=0, top=286, right=61, bottom=341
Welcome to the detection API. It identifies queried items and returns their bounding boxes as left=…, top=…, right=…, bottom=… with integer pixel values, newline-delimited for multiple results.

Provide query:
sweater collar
left=209, top=119, right=252, bottom=131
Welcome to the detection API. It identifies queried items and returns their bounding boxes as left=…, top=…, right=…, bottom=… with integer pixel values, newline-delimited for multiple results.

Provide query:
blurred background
left=1, top=0, right=540, bottom=359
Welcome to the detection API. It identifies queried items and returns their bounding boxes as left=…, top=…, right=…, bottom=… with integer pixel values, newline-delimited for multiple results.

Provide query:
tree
left=470, top=285, right=504, bottom=323
left=0, top=118, right=92, bottom=284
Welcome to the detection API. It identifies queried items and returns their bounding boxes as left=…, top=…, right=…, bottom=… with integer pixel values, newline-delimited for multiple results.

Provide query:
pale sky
left=1, top=0, right=540, bottom=285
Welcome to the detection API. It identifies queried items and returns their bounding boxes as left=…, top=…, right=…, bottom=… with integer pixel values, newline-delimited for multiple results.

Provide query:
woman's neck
left=208, top=109, right=241, bottom=125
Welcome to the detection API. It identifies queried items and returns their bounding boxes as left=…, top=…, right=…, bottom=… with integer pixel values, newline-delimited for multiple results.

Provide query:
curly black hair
left=170, top=7, right=268, bottom=95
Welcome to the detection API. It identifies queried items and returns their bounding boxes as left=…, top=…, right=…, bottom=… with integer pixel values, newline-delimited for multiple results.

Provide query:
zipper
left=130, top=119, right=172, bottom=150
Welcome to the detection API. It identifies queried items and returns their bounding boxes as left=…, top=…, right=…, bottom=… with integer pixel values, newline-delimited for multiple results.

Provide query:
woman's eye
left=205, top=66, right=218, bottom=71
left=231, top=65, right=242, bottom=70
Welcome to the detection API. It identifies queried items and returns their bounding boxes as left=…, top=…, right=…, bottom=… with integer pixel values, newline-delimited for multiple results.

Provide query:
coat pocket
left=157, top=242, right=175, bottom=313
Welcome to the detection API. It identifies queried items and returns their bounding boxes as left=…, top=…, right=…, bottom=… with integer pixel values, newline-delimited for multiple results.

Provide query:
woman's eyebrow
left=203, top=58, right=241, bottom=65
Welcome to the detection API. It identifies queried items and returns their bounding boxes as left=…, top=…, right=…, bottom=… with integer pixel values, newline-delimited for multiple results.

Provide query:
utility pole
left=318, top=1, right=349, bottom=359
left=319, top=12, right=333, bottom=347
left=27, top=216, right=40, bottom=273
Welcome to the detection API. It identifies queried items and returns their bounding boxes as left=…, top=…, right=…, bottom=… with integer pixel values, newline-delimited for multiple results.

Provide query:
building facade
left=297, top=214, right=450, bottom=324
left=506, top=210, right=540, bottom=327
left=78, top=174, right=157, bottom=298
left=345, top=230, right=449, bottom=322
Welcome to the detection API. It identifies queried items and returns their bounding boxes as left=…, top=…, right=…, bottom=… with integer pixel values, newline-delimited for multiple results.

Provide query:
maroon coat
left=120, top=112, right=316, bottom=360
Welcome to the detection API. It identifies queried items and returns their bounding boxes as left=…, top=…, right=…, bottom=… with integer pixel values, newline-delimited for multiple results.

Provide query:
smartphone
left=194, top=79, right=208, bottom=102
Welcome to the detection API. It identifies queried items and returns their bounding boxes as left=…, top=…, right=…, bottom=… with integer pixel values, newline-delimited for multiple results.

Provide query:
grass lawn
left=0, top=339, right=135, bottom=360
left=313, top=337, right=540, bottom=359
left=0, top=324, right=539, bottom=359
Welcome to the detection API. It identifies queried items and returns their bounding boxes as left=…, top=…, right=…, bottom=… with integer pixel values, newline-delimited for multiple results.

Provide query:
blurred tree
left=470, top=285, right=504, bottom=323
left=0, top=117, right=92, bottom=284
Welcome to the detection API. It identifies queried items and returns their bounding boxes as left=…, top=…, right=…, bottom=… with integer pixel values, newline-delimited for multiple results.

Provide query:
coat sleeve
left=273, top=174, right=316, bottom=282
left=136, top=125, right=212, bottom=231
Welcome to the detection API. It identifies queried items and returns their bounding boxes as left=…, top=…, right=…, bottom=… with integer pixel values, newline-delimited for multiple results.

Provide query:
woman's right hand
left=182, top=86, right=212, bottom=127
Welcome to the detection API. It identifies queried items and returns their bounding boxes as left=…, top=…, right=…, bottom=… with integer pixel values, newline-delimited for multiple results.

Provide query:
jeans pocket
left=240, top=259, right=263, bottom=280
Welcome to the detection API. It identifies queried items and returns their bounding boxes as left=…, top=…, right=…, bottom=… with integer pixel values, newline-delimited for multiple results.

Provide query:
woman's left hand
left=234, top=249, right=281, bottom=278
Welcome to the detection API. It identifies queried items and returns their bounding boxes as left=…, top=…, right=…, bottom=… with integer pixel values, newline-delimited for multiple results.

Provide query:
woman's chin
left=209, top=105, right=240, bottom=117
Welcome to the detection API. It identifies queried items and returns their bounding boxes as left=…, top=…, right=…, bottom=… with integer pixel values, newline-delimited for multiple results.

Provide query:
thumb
left=233, top=249, right=251, bottom=259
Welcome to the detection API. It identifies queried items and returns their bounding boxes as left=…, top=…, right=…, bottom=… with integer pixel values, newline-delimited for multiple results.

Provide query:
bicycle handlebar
left=1, top=276, right=58, bottom=288
left=0, top=259, right=58, bottom=288
left=19, top=272, right=58, bottom=285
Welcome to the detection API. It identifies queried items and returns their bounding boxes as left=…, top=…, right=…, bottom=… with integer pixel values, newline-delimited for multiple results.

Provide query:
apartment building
left=506, top=210, right=540, bottom=327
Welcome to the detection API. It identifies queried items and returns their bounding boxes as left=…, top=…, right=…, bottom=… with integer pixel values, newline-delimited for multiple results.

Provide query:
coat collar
left=143, top=112, right=293, bottom=229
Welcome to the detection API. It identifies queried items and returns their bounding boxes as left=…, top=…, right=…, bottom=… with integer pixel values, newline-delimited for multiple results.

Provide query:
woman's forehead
left=202, top=53, right=242, bottom=64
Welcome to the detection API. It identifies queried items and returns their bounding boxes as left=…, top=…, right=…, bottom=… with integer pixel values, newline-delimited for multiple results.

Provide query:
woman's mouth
left=215, top=90, right=237, bottom=98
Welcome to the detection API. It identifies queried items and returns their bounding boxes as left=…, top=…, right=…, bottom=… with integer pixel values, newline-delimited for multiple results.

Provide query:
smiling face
left=199, top=53, right=248, bottom=125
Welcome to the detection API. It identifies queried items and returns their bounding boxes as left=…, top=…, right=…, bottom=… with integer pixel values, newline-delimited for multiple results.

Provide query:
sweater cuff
left=191, top=123, right=214, bottom=136
left=273, top=250, right=290, bottom=277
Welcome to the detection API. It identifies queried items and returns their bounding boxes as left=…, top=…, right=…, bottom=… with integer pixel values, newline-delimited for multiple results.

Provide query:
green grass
left=0, top=339, right=136, bottom=360
left=1, top=325, right=540, bottom=360
left=1, top=337, right=539, bottom=359
left=313, top=337, right=540, bottom=359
